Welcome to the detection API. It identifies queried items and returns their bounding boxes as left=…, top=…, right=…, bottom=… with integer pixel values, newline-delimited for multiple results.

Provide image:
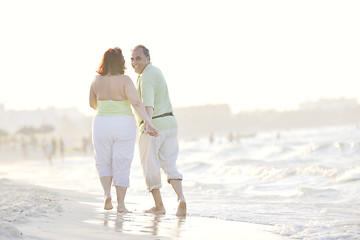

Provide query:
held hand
left=144, top=122, right=159, bottom=137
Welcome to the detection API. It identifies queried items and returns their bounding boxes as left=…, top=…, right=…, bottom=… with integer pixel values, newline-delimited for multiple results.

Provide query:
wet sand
left=0, top=178, right=285, bottom=240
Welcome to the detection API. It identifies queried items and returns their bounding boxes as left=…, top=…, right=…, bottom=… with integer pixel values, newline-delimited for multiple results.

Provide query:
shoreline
left=0, top=178, right=285, bottom=240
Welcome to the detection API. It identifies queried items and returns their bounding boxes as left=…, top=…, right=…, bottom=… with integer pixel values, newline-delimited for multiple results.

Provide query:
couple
left=89, top=45, right=186, bottom=217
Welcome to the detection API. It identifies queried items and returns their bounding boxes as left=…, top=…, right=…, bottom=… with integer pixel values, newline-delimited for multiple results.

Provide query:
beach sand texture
left=0, top=178, right=283, bottom=240
left=1, top=125, right=359, bottom=239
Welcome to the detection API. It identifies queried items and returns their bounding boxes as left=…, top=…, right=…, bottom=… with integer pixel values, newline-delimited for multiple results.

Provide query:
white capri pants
left=139, top=128, right=183, bottom=192
left=92, top=115, right=136, bottom=187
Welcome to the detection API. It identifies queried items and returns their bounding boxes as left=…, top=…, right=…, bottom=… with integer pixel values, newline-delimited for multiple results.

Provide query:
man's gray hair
left=133, top=45, right=150, bottom=57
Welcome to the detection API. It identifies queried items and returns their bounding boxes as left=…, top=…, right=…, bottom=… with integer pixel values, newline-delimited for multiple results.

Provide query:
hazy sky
left=0, top=0, right=359, bottom=115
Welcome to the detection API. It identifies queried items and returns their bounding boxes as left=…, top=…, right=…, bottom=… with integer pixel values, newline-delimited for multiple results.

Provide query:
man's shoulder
left=145, top=64, right=163, bottom=76
left=150, top=64, right=162, bottom=72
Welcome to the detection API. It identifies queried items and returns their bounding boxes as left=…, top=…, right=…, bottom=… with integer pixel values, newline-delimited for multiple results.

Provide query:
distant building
left=299, top=98, right=359, bottom=111
left=174, top=104, right=232, bottom=139
left=0, top=104, right=90, bottom=139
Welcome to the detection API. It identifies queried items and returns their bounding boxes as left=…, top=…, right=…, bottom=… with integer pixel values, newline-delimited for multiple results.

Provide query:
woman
left=89, top=47, right=158, bottom=213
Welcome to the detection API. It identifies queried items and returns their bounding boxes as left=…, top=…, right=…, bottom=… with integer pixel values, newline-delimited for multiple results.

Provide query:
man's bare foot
left=117, top=207, right=132, bottom=214
left=176, top=201, right=186, bottom=217
left=104, top=197, right=113, bottom=210
left=144, top=206, right=166, bottom=215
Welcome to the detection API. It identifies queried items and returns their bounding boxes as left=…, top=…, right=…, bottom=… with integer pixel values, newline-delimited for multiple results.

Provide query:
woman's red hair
left=97, top=47, right=126, bottom=76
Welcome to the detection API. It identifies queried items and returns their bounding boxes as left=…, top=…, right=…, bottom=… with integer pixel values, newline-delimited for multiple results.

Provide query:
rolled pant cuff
left=148, top=184, right=162, bottom=192
left=167, top=178, right=183, bottom=184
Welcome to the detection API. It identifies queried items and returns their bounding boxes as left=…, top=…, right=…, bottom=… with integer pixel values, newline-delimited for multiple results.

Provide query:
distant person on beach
left=131, top=45, right=186, bottom=216
left=51, top=138, right=57, bottom=156
left=89, top=47, right=158, bottom=213
left=209, top=132, right=214, bottom=144
left=228, top=132, right=233, bottom=143
left=21, top=137, right=27, bottom=158
left=59, top=138, right=64, bottom=160
left=43, top=139, right=53, bottom=164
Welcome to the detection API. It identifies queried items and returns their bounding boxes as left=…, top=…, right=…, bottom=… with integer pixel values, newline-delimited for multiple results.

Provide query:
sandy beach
left=4, top=125, right=360, bottom=240
left=0, top=176, right=284, bottom=240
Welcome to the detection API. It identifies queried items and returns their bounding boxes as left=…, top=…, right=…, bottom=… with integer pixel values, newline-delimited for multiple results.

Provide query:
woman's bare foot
left=104, top=197, right=113, bottom=210
left=144, top=206, right=166, bottom=215
left=117, top=206, right=131, bottom=214
left=176, top=201, right=186, bottom=217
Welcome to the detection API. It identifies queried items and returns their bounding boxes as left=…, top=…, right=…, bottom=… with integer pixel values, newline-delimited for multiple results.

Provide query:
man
left=131, top=45, right=186, bottom=216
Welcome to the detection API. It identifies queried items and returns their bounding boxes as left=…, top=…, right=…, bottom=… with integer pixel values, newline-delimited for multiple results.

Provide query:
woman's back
left=91, top=74, right=134, bottom=116
left=92, top=74, right=128, bottom=101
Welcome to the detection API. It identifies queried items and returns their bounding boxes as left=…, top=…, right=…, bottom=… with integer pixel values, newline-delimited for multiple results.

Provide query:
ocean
left=1, top=124, right=359, bottom=239
left=179, top=125, right=360, bottom=239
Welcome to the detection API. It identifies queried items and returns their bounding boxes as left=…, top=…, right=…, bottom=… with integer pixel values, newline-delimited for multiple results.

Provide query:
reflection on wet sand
left=101, top=211, right=186, bottom=239
left=82, top=201, right=282, bottom=240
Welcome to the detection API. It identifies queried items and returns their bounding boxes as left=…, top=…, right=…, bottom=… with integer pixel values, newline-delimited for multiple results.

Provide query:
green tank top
left=97, top=100, right=133, bottom=116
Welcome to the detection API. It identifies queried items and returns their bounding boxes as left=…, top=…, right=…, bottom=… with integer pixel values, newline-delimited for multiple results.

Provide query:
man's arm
left=141, top=75, right=155, bottom=118
left=124, top=76, right=154, bottom=125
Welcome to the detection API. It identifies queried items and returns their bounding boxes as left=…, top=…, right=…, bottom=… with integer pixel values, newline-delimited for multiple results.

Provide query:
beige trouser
left=139, top=128, right=183, bottom=191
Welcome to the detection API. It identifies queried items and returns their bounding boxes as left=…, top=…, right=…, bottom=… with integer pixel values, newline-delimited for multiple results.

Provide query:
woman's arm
left=124, top=76, right=158, bottom=135
left=89, top=83, right=98, bottom=110
left=145, top=106, right=154, bottom=119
